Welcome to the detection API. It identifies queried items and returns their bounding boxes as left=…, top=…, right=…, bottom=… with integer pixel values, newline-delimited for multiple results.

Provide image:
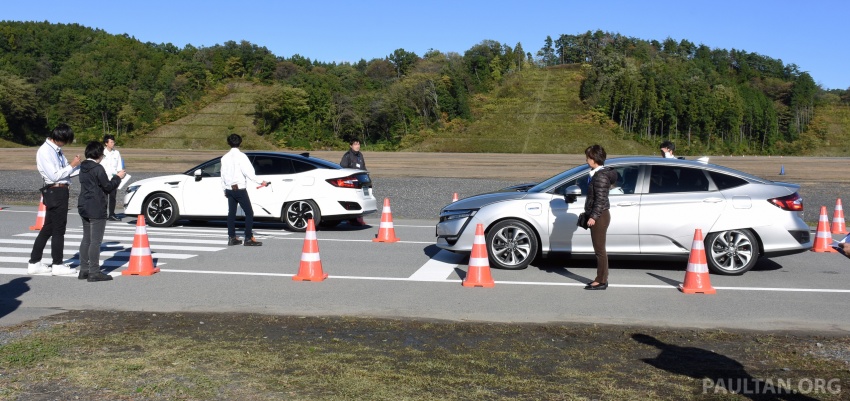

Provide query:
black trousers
left=79, top=217, right=106, bottom=273
left=590, top=209, right=611, bottom=283
left=225, top=188, right=254, bottom=239
left=107, top=187, right=118, bottom=217
left=29, top=186, right=69, bottom=265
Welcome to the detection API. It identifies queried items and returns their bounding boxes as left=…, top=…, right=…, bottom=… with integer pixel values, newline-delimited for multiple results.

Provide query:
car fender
left=473, top=199, right=547, bottom=253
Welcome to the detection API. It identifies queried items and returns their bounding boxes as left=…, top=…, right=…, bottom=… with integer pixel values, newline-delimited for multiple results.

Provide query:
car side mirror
left=564, top=185, right=581, bottom=203
left=194, top=169, right=202, bottom=182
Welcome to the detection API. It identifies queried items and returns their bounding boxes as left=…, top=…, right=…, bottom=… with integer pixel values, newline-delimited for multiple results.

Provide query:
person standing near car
left=340, top=138, right=366, bottom=170
left=583, top=144, right=618, bottom=290
left=27, top=123, right=81, bottom=275
left=659, top=140, right=676, bottom=158
left=221, top=133, right=268, bottom=247
left=77, top=141, right=125, bottom=282
left=340, top=137, right=367, bottom=226
left=102, top=134, right=123, bottom=221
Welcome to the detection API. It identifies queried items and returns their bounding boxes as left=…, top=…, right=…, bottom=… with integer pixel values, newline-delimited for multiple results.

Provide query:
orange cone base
left=122, top=265, right=160, bottom=276
left=462, top=266, right=495, bottom=288
left=372, top=236, right=400, bottom=243
left=811, top=247, right=838, bottom=253
left=293, top=263, right=328, bottom=281
left=678, top=274, right=716, bottom=294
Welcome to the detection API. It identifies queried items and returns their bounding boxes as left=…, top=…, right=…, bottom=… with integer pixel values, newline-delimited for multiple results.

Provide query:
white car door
left=548, top=165, right=641, bottom=253
left=181, top=158, right=228, bottom=217
left=245, top=155, right=298, bottom=218
left=639, top=165, right=725, bottom=253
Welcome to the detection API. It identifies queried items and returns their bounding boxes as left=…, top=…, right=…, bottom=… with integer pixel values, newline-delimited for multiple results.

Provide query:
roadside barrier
left=293, top=219, right=328, bottom=282
left=121, top=215, right=160, bottom=276
left=678, top=229, right=716, bottom=294
left=811, top=206, right=838, bottom=253
left=832, top=198, right=847, bottom=235
left=372, top=198, right=400, bottom=243
left=29, top=196, right=46, bottom=230
left=462, top=224, right=495, bottom=288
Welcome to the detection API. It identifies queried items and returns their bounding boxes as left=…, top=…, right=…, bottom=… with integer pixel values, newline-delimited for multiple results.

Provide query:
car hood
left=129, top=174, right=189, bottom=187
left=442, top=191, right=528, bottom=212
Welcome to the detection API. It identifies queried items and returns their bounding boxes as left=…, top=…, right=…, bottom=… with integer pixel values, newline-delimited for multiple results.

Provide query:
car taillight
left=326, top=176, right=362, bottom=189
left=768, top=193, right=803, bottom=211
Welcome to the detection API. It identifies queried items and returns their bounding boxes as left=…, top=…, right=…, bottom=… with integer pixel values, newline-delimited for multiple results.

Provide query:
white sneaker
left=51, top=263, right=77, bottom=276
left=27, top=262, right=53, bottom=275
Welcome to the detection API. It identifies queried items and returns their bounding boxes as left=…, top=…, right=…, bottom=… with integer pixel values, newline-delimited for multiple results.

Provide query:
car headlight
left=126, top=185, right=140, bottom=194
left=440, top=209, right=478, bottom=222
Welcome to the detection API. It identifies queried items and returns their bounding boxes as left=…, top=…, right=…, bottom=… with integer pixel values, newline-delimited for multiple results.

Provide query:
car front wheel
left=485, top=219, right=538, bottom=270
left=282, top=200, right=321, bottom=232
left=705, top=229, right=759, bottom=275
left=143, top=193, right=179, bottom=227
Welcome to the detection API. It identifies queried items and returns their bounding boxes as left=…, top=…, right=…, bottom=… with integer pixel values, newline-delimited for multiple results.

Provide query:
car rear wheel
left=143, top=193, right=179, bottom=227
left=705, top=229, right=759, bottom=275
left=282, top=200, right=321, bottom=232
left=485, top=219, right=538, bottom=270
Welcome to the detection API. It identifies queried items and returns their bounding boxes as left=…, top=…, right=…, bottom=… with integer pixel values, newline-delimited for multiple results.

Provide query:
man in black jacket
left=340, top=138, right=366, bottom=170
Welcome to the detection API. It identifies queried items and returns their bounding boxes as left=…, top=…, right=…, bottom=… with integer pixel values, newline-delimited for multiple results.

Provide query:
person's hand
left=70, top=155, right=81, bottom=167
left=116, top=170, right=126, bottom=179
left=263, top=181, right=270, bottom=187
left=588, top=217, right=596, bottom=227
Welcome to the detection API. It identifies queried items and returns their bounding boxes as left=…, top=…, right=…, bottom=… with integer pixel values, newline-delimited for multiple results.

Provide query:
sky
left=4, top=0, right=848, bottom=90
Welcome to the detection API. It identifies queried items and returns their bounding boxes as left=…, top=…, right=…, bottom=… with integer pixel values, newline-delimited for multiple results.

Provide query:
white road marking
left=0, top=256, right=166, bottom=268
left=0, top=247, right=194, bottom=259
left=408, top=250, right=466, bottom=280
left=0, top=267, right=122, bottom=277
left=15, top=233, right=224, bottom=245
left=0, top=239, right=223, bottom=252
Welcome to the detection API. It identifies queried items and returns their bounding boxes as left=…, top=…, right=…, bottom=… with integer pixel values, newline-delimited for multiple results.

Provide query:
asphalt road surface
left=1, top=208, right=849, bottom=332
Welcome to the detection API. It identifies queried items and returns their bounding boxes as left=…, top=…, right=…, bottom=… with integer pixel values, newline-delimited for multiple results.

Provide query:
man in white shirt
left=220, top=134, right=268, bottom=246
left=28, top=124, right=81, bottom=275
left=102, top=134, right=123, bottom=221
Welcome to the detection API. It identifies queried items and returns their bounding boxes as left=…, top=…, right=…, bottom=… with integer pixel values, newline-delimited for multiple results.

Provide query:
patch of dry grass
left=1, top=311, right=848, bottom=400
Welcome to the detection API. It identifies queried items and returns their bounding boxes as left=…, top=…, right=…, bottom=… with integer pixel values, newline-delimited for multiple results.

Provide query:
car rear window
left=708, top=171, right=748, bottom=190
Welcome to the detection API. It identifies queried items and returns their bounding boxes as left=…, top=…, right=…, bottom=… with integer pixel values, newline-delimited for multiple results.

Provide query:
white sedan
left=123, top=152, right=377, bottom=231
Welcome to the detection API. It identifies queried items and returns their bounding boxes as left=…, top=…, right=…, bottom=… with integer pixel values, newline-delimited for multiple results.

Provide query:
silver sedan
left=436, top=157, right=812, bottom=275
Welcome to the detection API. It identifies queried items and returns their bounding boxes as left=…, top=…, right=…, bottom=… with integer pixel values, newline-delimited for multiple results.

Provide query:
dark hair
left=103, top=134, right=115, bottom=144
left=660, top=140, right=675, bottom=151
left=348, top=137, right=360, bottom=145
left=585, top=144, right=606, bottom=165
left=50, top=123, right=74, bottom=144
left=84, top=141, right=105, bottom=160
left=227, top=133, right=242, bottom=148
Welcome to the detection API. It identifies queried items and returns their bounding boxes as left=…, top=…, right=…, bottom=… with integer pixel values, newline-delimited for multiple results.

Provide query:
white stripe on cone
left=301, top=253, right=321, bottom=262
left=468, top=257, right=489, bottom=267
left=130, top=247, right=152, bottom=256
left=379, top=222, right=394, bottom=228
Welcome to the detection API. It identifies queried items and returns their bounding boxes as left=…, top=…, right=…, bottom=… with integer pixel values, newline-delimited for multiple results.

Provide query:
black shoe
left=107, top=215, right=122, bottom=221
left=244, top=237, right=263, bottom=246
left=87, top=271, right=113, bottom=282
left=584, top=282, right=608, bottom=290
left=78, top=271, right=89, bottom=280
left=228, top=237, right=243, bottom=246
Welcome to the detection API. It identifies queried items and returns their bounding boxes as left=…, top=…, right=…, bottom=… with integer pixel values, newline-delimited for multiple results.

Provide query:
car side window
left=198, top=160, right=221, bottom=177
left=708, top=171, right=748, bottom=190
left=251, top=156, right=294, bottom=175
left=292, top=160, right=317, bottom=173
left=649, top=166, right=709, bottom=193
left=609, top=165, right=639, bottom=195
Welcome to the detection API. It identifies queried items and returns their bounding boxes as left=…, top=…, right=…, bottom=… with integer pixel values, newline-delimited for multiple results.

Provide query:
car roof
left=604, top=156, right=771, bottom=183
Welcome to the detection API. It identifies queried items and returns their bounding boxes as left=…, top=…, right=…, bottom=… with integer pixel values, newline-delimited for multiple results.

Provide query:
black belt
left=231, top=184, right=239, bottom=190
left=49, top=183, right=69, bottom=188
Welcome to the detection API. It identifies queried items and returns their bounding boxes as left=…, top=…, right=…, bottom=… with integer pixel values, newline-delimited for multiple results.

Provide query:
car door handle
left=616, top=202, right=638, bottom=206
left=702, top=198, right=724, bottom=203
left=281, top=179, right=294, bottom=182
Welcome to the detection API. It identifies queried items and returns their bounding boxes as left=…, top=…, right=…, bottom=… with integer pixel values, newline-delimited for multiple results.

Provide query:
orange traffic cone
left=122, top=215, right=160, bottom=276
left=832, top=199, right=848, bottom=235
left=462, top=224, right=495, bottom=288
left=29, top=196, right=46, bottom=230
left=452, top=193, right=459, bottom=202
left=372, top=198, right=400, bottom=242
left=293, top=219, right=328, bottom=281
left=678, top=229, right=716, bottom=294
left=812, top=206, right=838, bottom=253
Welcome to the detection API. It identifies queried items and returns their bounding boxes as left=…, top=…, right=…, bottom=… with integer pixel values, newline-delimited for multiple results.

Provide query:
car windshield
left=527, top=164, right=589, bottom=193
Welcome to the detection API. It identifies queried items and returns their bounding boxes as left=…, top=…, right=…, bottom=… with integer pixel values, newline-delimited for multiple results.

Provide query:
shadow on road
left=0, top=277, right=31, bottom=321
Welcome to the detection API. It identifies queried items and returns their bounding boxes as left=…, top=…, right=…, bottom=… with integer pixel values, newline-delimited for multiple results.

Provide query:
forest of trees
left=1, top=21, right=848, bottom=153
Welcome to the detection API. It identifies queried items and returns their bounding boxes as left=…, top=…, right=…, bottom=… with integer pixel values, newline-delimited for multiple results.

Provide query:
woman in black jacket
left=583, top=144, right=618, bottom=290
left=77, top=141, right=125, bottom=282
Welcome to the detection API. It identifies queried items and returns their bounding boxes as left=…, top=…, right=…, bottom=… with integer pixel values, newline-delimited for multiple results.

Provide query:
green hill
left=125, top=82, right=277, bottom=151
left=408, top=65, right=653, bottom=155
left=806, top=104, right=850, bottom=156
